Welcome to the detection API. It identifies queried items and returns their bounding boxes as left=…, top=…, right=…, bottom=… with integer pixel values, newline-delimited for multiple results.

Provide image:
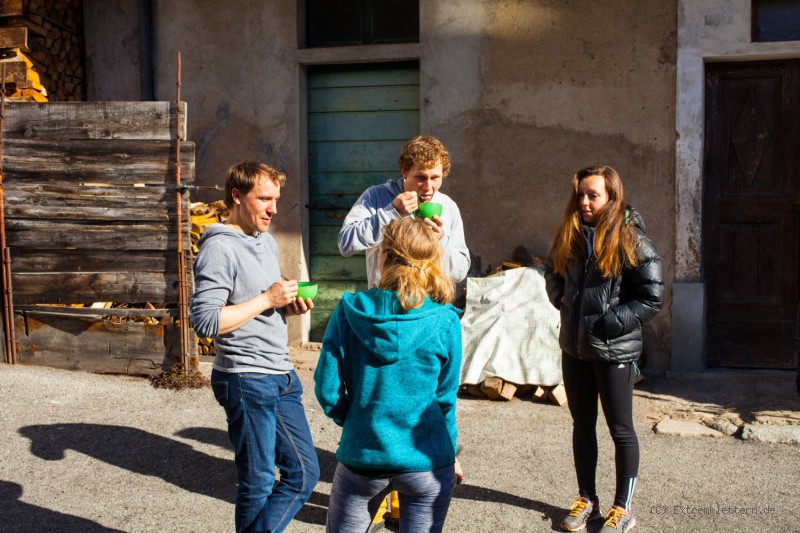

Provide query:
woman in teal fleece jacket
left=315, top=217, right=462, bottom=533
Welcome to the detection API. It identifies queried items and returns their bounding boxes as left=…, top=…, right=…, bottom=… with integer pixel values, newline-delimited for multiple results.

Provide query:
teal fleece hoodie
left=314, top=288, right=462, bottom=473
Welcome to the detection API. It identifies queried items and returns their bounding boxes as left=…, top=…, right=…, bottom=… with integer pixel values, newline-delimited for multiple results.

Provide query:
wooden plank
left=308, top=194, right=359, bottom=227
left=5, top=185, right=189, bottom=221
left=6, top=220, right=190, bottom=251
left=3, top=139, right=195, bottom=184
left=309, top=226, right=344, bottom=255
left=16, top=305, right=179, bottom=318
left=308, top=63, right=419, bottom=89
left=0, top=0, right=23, bottom=17
left=0, top=26, right=26, bottom=49
left=310, top=255, right=366, bottom=281
left=6, top=203, right=177, bottom=221
left=11, top=271, right=182, bottom=304
left=3, top=101, right=187, bottom=140
left=6, top=183, right=186, bottom=206
left=309, top=206, right=351, bottom=227
left=309, top=85, right=419, bottom=114
left=313, top=281, right=367, bottom=308
left=14, top=313, right=184, bottom=375
left=0, top=59, right=28, bottom=84
left=10, top=249, right=185, bottom=274
left=309, top=110, right=420, bottom=142
left=309, top=140, right=405, bottom=173
left=310, top=171, right=396, bottom=195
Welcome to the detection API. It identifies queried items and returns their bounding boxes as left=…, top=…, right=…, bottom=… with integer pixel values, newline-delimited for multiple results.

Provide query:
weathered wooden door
left=307, top=61, right=420, bottom=340
left=703, top=60, right=800, bottom=369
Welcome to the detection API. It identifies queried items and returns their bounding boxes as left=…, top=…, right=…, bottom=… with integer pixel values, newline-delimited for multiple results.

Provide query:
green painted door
left=307, top=61, right=420, bottom=340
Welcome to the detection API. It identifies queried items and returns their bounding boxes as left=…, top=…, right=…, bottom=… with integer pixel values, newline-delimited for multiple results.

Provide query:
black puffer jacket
left=544, top=207, right=664, bottom=364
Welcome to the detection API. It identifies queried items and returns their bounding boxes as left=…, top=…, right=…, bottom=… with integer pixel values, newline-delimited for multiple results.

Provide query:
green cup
left=415, top=202, right=442, bottom=220
left=296, top=282, right=318, bottom=301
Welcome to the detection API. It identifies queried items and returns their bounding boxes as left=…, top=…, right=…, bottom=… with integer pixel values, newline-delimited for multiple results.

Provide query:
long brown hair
left=378, top=218, right=454, bottom=311
left=551, top=165, right=638, bottom=278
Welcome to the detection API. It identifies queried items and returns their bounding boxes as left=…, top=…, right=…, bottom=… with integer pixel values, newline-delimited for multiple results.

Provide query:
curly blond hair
left=398, top=135, right=451, bottom=177
left=378, top=218, right=454, bottom=311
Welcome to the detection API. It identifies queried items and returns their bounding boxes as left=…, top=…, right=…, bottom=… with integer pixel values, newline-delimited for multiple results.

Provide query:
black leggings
left=561, top=353, right=639, bottom=510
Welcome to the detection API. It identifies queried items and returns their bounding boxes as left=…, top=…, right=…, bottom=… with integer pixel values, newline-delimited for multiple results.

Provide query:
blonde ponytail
left=378, top=218, right=455, bottom=311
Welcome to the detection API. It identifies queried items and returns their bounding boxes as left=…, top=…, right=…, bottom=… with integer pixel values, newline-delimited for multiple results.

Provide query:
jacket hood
left=196, top=222, right=254, bottom=248
left=627, top=205, right=647, bottom=232
left=341, top=289, right=457, bottom=364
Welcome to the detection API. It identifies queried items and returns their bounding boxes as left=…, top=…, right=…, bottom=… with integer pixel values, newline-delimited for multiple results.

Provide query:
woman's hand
left=454, top=458, right=464, bottom=485
left=285, top=297, right=314, bottom=316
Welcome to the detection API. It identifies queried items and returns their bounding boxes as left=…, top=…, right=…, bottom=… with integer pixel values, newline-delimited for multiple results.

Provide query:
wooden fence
left=1, top=101, right=196, bottom=374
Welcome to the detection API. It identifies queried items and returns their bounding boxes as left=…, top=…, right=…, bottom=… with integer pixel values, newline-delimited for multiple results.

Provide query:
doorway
left=703, top=60, right=800, bottom=369
left=306, top=61, right=420, bottom=340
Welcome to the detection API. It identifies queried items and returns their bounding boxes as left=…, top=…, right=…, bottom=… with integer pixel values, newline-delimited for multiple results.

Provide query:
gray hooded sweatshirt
left=189, top=223, right=292, bottom=374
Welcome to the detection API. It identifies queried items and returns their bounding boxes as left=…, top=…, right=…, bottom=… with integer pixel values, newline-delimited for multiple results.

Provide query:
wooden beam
left=15, top=305, right=179, bottom=318
left=0, top=26, right=27, bottom=49
left=10, top=271, right=184, bottom=304
left=14, top=313, right=187, bottom=375
left=6, top=219, right=191, bottom=251
left=0, top=59, right=28, bottom=84
left=5, top=184, right=189, bottom=221
left=3, top=139, right=195, bottom=184
left=0, top=0, right=22, bottom=18
left=4, top=101, right=188, bottom=140
left=10, top=249, right=185, bottom=274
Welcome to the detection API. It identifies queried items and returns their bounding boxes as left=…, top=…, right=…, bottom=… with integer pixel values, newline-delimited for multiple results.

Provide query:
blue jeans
left=326, top=463, right=455, bottom=533
left=211, top=369, right=320, bottom=533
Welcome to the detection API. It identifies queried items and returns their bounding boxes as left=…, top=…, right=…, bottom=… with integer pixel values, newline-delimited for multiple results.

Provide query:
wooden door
left=307, top=62, right=420, bottom=340
left=703, top=60, right=800, bottom=369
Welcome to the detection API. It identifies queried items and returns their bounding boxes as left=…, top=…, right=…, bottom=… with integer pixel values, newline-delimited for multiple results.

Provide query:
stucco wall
left=84, top=0, right=144, bottom=100
left=84, top=1, right=678, bottom=366
left=422, top=1, right=677, bottom=370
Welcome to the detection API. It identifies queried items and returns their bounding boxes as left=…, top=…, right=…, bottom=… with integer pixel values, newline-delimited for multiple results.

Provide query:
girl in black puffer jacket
left=545, top=166, right=664, bottom=533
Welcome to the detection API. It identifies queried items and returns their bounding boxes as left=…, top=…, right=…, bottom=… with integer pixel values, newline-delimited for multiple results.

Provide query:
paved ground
left=0, top=352, right=798, bottom=532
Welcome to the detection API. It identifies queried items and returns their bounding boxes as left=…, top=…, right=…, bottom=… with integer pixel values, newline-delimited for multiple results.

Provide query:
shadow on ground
left=636, top=373, right=800, bottom=425
left=18, top=423, right=570, bottom=530
left=0, top=480, right=125, bottom=533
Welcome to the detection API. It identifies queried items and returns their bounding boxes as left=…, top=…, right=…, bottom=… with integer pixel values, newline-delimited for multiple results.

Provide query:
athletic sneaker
left=599, top=506, right=636, bottom=532
left=560, top=496, right=601, bottom=531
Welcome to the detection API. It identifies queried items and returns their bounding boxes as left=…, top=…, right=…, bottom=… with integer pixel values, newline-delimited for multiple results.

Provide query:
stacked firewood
left=486, top=245, right=547, bottom=275
left=0, top=0, right=84, bottom=102
left=460, top=378, right=569, bottom=407
left=190, top=200, right=229, bottom=254
left=191, top=200, right=229, bottom=355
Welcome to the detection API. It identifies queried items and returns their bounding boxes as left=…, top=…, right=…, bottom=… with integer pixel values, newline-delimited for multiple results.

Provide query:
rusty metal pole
left=0, top=64, right=16, bottom=364
left=175, top=51, right=190, bottom=371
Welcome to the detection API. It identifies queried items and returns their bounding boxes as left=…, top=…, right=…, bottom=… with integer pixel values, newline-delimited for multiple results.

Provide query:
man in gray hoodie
left=190, top=161, right=319, bottom=533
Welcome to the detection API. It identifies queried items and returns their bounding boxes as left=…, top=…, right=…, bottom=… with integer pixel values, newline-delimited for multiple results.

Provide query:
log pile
left=0, top=0, right=85, bottom=102
left=460, top=379, right=569, bottom=407
left=462, top=245, right=567, bottom=405
left=190, top=200, right=229, bottom=356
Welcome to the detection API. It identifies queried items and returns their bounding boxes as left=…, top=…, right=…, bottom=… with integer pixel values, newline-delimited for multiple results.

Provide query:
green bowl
left=415, top=202, right=442, bottom=219
left=296, top=282, right=318, bottom=301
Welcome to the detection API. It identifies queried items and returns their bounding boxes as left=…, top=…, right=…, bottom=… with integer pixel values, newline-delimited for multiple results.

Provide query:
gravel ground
left=0, top=357, right=798, bottom=532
